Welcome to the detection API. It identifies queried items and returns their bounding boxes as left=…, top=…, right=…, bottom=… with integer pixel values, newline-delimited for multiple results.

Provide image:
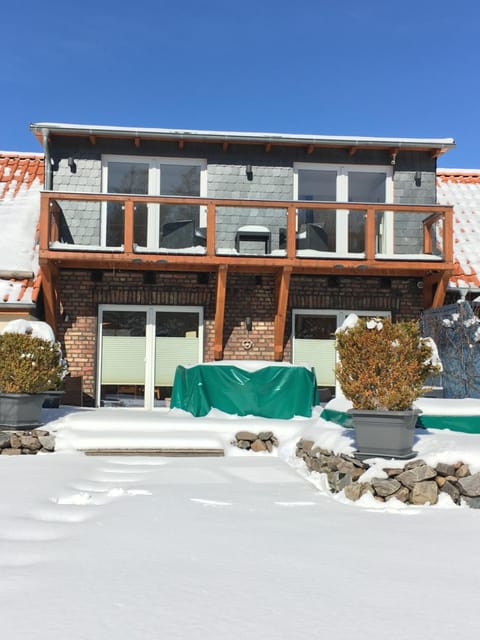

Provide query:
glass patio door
left=98, top=305, right=203, bottom=408
left=292, top=310, right=391, bottom=393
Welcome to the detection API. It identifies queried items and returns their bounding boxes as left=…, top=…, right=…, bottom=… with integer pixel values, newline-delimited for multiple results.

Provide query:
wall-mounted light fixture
left=245, top=316, right=253, bottom=332
left=414, top=170, right=422, bottom=186
left=67, top=157, right=77, bottom=173
left=245, top=164, right=253, bottom=181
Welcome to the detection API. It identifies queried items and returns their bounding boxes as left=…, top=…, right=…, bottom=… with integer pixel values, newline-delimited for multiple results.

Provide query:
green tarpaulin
left=321, top=407, right=480, bottom=434
left=171, top=364, right=319, bottom=419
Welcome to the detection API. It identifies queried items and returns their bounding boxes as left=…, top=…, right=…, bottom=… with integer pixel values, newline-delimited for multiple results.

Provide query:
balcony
left=39, top=191, right=453, bottom=277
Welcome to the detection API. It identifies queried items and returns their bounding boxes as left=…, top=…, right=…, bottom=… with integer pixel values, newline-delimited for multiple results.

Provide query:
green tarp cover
left=321, top=408, right=480, bottom=434
left=171, top=364, right=319, bottom=419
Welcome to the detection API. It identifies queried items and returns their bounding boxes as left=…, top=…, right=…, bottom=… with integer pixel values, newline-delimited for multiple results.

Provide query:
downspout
left=41, top=128, right=52, bottom=190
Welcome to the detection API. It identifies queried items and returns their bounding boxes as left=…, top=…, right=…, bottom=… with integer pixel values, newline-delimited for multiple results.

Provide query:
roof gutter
left=30, top=123, right=456, bottom=154
left=40, top=128, right=52, bottom=190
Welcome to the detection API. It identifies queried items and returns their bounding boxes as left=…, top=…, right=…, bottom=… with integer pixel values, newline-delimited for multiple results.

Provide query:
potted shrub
left=0, top=331, right=67, bottom=428
left=335, top=315, right=440, bottom=459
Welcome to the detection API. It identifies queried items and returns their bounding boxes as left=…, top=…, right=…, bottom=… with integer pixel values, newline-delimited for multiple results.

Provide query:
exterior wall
left=49, top=137, right=437, bottom=249
left=57, top=268, right=424, bottom=405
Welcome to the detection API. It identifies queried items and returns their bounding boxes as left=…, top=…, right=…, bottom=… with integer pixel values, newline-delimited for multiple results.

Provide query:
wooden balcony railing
left=39, top=191, right=454, bottom=274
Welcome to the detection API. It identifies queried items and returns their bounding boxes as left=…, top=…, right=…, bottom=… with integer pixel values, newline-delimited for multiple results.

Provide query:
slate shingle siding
left=50, top=137, right=437, bottom=249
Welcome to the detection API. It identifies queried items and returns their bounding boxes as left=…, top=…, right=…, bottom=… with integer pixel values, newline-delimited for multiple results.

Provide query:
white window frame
left=293, top=163, right=394, bottom=256
left=97, top=304, right=204, bottom=409
left=292, top=308, right=391, bottom=394
left=101, top=155, right=207, bottom=248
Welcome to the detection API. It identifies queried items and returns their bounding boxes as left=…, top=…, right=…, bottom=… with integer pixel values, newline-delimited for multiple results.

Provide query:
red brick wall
left=56, top=269, right=423, bottom=404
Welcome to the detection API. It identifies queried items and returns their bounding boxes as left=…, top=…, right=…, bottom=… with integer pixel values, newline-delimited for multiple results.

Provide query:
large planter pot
left=349, top=408, right=421, bottom=460
left=0, top=392, right=46, bottom=429
left=42, top=390, right=64, bottom=409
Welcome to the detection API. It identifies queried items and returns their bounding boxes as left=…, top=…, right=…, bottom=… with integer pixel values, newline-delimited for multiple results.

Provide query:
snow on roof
left=437, top=169, right=480, bottom=290
left=0, top=152, right=44, bottom=307
left=30, top=122, right=455, bottom=153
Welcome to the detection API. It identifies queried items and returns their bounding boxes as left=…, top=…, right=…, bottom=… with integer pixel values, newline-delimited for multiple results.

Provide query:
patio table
left=171, top=362, right=318, bottom=419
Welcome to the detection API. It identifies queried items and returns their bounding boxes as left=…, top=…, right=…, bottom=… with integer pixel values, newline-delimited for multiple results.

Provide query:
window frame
left=293, top=163, right=394, bottom=255
left=101, top=155, right=207, bottom=248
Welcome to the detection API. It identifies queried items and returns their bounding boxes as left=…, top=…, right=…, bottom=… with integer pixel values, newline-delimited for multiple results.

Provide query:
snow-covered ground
left=1, top=405, right=480, bottom=638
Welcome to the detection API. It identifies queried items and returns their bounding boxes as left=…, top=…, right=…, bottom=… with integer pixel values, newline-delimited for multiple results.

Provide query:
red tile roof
left=437, top=169, right=480, bottom=290
left=0, top=152, right=44, bottom=307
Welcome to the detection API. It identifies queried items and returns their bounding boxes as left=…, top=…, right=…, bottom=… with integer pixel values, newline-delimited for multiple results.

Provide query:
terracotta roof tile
left=437, top=170, right=480, bottom=290
left=0, top=152, right=44, bottom=307
left=0, top=151, right=44, bottom=199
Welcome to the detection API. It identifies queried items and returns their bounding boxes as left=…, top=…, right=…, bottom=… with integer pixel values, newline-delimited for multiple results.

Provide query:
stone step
left=82, top=448, right=225, bottom=457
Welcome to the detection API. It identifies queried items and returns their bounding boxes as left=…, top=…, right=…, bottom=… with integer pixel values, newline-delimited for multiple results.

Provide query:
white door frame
left=292, top=308, right=391, bottom=395
left=97, top=304, right=204, bottom=409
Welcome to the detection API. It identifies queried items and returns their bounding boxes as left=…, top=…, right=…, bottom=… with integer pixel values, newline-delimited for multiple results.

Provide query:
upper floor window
left=101, top=156, right=207, bottom=249
left=293, top=164, right=393, bottom=254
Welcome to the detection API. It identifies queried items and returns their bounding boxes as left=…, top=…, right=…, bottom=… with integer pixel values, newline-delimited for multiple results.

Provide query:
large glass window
left=98, top=305, right=203, bottom=409
left=292, top=310, right=390, bottom=391
left=295, top=164, right=392, bottom=255
left=102, top=156, right=206, bottom=249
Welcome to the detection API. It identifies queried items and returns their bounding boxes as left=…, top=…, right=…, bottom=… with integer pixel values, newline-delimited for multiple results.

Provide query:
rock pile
left=232, top=431, right=278, bottom=452
left=296, top=438, right=480, bottom=508
left=0, top=429, right=55, bottom=455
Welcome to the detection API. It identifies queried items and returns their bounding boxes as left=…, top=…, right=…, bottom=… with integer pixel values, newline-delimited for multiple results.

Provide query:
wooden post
left=431, top=272, right=450, bottom=308
left=365, top=207, right=375, bottom=261
left=443, top=206, right=454, bottom=264
left=123, top=199, right=134, bottom=253
left=286, top=206, right=296, bottom=259
left=39, top=262, right=58, bottom=336
left=39, top=193, right=50, bottom=250
left=213, top=265, right=228, bottom=360
left=274, top=266, right=292, bottom=361
left=206, top=202, right=216, bottom=257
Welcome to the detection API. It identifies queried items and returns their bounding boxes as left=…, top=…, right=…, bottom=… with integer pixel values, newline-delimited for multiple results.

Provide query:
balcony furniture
left=304, top=222, right=329, bottom=251
left=194, top=226, right=207, bottom=247
left=279, top=224, right=328, bottom=251
left=171, top=362, right=319, bottom=418
left=161, top=219, right=194, bottom=249
left=235, top=225, right=271, bottom=254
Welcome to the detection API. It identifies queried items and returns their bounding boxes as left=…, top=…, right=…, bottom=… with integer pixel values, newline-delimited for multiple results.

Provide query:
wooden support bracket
left=213, top=265, right=228, bottom=360
left=39, top=262, right=59, bottom=336
left=273, top=266, right=292, bottom=361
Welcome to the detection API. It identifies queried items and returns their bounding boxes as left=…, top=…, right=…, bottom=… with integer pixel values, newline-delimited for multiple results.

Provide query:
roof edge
left=30, top=122, right=455, bottom=153
left=437, top=168, right=480, bottom=176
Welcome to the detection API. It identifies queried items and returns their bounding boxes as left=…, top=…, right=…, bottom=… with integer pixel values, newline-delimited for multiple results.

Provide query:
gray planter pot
left=0, top=393, right=46, bottom=429
left=42, top=390, right=64, bottom=409
left=349, top=408, right=421, bottom=460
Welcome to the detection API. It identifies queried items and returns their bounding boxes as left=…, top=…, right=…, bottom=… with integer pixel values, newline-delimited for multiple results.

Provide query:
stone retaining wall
left=296, top=439, right=480, bottom=508
left=0, top=430, right=55, bottom=455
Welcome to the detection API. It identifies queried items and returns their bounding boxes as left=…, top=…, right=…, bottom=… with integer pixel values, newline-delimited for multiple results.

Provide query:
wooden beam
left=348, top=147, right=357, bottom=157
left=206, top=202, right=216, bottom=257
left=274, top=267, right=292, bottom=361
left=431, top=272, right=450, bottom=308
left=40, top=263, right=59, bottom=336
left=222, top=142, right=229, bottom=152
left=39, top=192, right=51, bottom=250
left=89, top=135, right=96, bottom=145
left=178, top=140, right=185, bottom=150
left=214, top=265, right=228, bottom=360
left=123, top=200, right=134, bottom=253
left=364, top=207, right=375, bottom=260
left=134, top=137, right=140, bottom=148
left=264, top=142, right=272, bottom=153
left=286, top=205, right=297, bottom=259
left=306, top=145, right=315, bottom=155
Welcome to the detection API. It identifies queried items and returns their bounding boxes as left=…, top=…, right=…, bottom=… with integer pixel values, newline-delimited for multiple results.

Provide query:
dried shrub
left=335, top=317, right=440, bottom=411
left=0, top=332, right=67, bottom=394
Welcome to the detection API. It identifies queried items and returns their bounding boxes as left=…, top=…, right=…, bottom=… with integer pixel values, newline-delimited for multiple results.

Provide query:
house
left=0, top=152, right=44, bottom=329
left=30, top=123, right=455, bottom=407
left=436, top=169, right=480, bottom=300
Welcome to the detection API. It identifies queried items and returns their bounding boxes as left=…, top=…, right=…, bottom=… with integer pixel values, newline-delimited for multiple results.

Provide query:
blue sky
left=2, top=0, right=479, bottom=167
